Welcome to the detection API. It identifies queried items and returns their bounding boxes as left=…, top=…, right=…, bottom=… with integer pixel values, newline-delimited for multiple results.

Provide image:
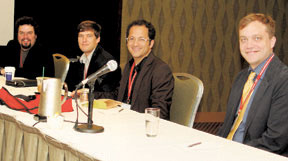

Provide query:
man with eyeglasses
left=1, top=16, right=54, bottom=79
left=117, top=19, right=174, bottom=120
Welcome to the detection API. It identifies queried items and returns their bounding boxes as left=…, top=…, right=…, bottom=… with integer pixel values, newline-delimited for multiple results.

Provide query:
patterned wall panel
left=120, top=0, right=288, bottom=112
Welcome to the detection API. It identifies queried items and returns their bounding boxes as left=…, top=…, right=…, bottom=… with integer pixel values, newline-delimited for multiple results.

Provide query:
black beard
left=21, top=44, right=31, bottom=50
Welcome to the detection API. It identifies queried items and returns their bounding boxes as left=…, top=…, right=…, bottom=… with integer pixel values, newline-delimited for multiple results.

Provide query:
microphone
left=76, top=60, right=118, bottom=88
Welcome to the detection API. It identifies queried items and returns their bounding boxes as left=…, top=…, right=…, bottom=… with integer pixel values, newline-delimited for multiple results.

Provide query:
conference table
left=0, top=76, right=287, bottom=161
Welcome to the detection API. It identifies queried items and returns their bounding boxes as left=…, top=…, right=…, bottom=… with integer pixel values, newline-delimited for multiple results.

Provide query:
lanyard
left=238, top=54, right=274, bottom=114
left=127, top=62, right=137, bottom=103
left=20, top=52, right=23, bottom=68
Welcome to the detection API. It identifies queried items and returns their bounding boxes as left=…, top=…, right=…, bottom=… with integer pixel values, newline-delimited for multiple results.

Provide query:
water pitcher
left=38, top=78, right=68, bottom=117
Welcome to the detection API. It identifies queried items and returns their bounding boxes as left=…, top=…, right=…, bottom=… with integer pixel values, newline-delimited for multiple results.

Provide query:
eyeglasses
left=126, top=37, right=150, bottom=44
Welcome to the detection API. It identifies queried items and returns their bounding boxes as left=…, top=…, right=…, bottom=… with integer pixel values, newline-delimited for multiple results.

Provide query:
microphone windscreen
left=107, top=60, right=118, bottom=71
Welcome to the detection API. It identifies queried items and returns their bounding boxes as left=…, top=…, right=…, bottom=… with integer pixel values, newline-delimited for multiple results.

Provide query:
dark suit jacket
left=218, top=55, right=288, bottom=156
left=4, top=40, right=54, bottom=79
left=66, top=45, right=121, bottom=99
left=117, top=53, right=174, bottom=120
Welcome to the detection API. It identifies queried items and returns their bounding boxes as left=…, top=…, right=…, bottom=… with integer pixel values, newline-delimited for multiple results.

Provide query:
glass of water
left=145, top=108, right=160, bottom=137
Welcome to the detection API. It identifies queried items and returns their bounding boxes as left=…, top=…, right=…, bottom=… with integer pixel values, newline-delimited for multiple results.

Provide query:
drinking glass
left=145, top=108, right=160, bottom=137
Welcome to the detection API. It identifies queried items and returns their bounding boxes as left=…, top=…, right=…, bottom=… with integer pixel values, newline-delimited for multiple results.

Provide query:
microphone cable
left=73, top=87, right=90, bottom=129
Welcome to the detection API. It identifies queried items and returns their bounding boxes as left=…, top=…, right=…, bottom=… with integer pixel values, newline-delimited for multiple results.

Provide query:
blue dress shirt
left=232, top=55, right=273, bottom=142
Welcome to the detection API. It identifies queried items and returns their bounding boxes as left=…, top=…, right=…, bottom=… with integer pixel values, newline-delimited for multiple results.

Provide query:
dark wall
left=14, top=0, right=122, bottom=61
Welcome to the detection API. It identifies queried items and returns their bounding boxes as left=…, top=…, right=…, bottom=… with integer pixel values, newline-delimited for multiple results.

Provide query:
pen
left=118, top=108, right=124, bottom=112
left=187, top=142, right=202, bottom=147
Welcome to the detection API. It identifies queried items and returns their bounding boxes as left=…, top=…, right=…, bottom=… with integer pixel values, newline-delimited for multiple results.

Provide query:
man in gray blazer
left=117, top=20, right=174, bottom=120
left=218, top=13, right=288, bottom=156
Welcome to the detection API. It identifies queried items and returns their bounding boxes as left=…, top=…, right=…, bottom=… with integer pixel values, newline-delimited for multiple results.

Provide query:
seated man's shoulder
left=152, top=56, right=172, bottom=71
left=94, top=48, right=118, bottom=67
left=102, top=53, right=116, bottom=63
left=96, top=45, right=114, bottom=59
left=275, top=64, right=288, bottom=86
left=6, top=40, right=20, bottom=52
left=5, top=40, right=20, bottom=61
left=267, top=57, right=288, bottom=81
left=7, top=39, right=18, bottom=46
left=148, top=57, right=173, bottom=81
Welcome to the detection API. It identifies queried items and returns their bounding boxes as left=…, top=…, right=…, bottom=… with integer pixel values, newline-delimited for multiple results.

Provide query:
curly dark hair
left=15, top=16, right=39, bottom=36
left=126, top=19, right=156, bottom=40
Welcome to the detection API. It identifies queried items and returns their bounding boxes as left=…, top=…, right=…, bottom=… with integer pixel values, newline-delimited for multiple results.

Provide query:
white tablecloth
left=0, top=76, right=287, bottom=161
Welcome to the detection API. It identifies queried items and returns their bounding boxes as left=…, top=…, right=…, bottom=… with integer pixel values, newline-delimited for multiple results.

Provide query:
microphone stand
left=74, top=79, right=104, bottom=133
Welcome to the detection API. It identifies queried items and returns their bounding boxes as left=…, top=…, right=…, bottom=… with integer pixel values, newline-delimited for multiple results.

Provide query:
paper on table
left=94, top=106, right=125, bottom=115
left=81, top=99, right=122, bottom=109
left=121, top=103, right=131, bottom=109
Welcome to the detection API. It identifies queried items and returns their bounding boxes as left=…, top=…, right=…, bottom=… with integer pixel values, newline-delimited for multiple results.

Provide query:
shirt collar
left=79, top=48, right=95, bottom=64
left=248, top=53, right=273, bottom=77
left=130, top=56, right=148, bottom=72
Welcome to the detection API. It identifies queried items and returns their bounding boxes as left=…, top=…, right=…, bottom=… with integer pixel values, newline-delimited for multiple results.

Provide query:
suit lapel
left=244, top=57, right=278, bottom=131
left=131, top=54, right=154, bottom=106
left=87, top=47, right=101, bottom=76
left=245, top=79, right=269, bottom=128
left=118, top=63, right=130, bottom=100
left=222, top=71, right=249, bottom=136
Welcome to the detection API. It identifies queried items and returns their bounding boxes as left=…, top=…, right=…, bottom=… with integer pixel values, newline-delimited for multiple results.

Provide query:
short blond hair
left=239, top=13, right=275, bottom=38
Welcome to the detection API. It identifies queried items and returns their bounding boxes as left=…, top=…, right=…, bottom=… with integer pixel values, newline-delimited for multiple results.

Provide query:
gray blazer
left=117, top=53, right=174, bottom=120
left=218, top=55, right=288, bottom=156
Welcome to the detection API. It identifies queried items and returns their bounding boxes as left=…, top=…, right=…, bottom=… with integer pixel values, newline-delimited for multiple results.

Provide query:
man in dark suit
left=0, top=16, right=54, bottom=79
left=117, top=20, right=174, bottom=120
left=218, top=13, right=288, bottom=156
left=66, top=20, right=121, bottom=99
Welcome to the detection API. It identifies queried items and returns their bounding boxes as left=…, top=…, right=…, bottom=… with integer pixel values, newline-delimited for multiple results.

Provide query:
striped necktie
left=227, top=72, right=256, bottom=140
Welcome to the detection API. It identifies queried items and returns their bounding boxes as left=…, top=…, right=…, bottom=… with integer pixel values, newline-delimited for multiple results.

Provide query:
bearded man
left=1, top=16, right=54, bottom=79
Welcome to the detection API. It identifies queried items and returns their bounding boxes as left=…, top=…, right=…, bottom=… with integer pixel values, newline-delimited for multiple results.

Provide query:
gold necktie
left=227, top=72, right=256, bottom=140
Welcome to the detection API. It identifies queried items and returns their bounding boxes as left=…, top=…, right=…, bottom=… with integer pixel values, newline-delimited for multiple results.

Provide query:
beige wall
left=120, top=0, right=288, bottom=112
left=0, top=0, right=14, bottom=45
